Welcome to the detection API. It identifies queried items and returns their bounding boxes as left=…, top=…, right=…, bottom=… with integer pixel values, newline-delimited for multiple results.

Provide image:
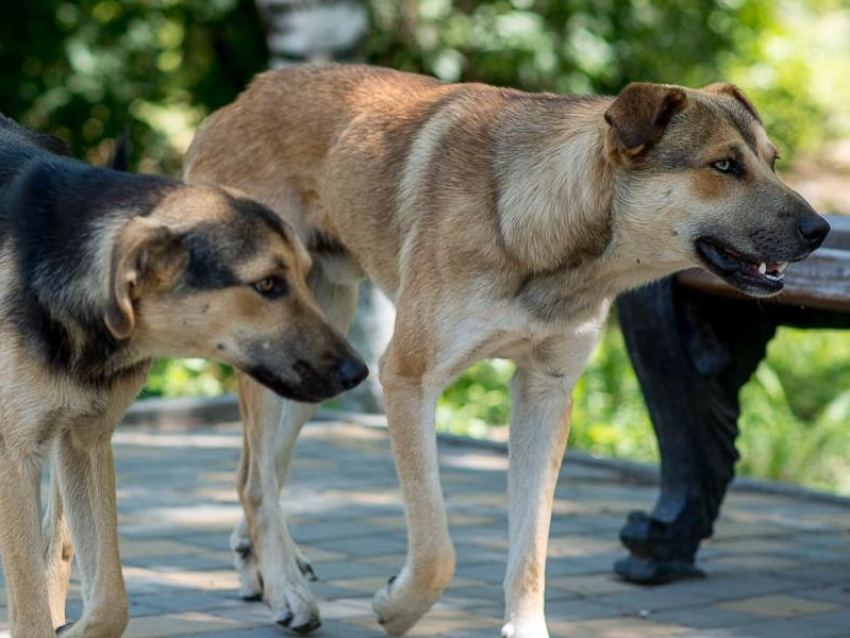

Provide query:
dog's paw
left=501, top=618, right=550, bottom=638
left=266, top=572, right=321, bottom=634
left=274, top=607, right=321, bottom=635
left=373, top=573, right=443, bottom=636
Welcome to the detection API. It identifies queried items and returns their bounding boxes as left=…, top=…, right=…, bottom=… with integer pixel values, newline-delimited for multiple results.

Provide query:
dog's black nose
left=336, top=358, right=369, bottom=390
left=798, top=214, right=830, bottom=250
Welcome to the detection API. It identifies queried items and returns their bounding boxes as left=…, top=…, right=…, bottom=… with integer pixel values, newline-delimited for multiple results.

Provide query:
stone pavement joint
left=1, top=417, right=849, bottom=637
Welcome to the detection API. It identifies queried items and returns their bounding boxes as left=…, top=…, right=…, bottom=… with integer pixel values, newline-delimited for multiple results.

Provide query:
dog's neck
left=507, top=108, right=694, bottom=323
left=496, top=102, right=615, bottom=275
left=24, top=213, right=152, bottom=388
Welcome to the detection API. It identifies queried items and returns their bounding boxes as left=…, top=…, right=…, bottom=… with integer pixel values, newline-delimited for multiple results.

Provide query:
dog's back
left=185, top=65, right=599, bottom=295
left=185, top=66, right=454, bottom=291
left=0, top=114, right=69, bottom=192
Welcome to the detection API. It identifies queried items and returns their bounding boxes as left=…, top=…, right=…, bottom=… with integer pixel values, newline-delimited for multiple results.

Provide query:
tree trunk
left=255, top=0, right=394, bottom=412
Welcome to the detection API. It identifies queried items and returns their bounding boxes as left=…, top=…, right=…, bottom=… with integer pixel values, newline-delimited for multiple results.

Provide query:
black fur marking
left=230, top=195, right=292, bottom=247
left=182, top=228, right=243, bottom=290
left=0, top=112, right=70, bottom=157
left=105, top=132, right=130, bottom=172
left=0, top=116, right=171, bottom=388
left=181, top=196, right=295, bottom=291
left=307, top=229, right=347, bottom=255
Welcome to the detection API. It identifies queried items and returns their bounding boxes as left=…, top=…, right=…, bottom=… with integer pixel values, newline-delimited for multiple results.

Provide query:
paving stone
left=548, top=616, right=690, bottom=637
left=1, top=417, right=849, bottom=637
left=123, top=611, right=248, bottom=637
left=716, top=593, right=840, bottom=618
left=312, top=534, right=408, bottom=557
left=695, top=616, right=849, bottom=638
left=548, top=574, right=641, bottom=597
left=650, top=603, right=766, bottom=629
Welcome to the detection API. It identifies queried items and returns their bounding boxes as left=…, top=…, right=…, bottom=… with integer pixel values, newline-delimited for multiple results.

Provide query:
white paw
left=266, top=573, right=321, bottom=635
left=372, top=571, right=445, bottom=636
left=54, top=612, right=128, bottom=638
left=230, top=522, right=321, bottom=633
left=501, top=618, right=550, bottom=638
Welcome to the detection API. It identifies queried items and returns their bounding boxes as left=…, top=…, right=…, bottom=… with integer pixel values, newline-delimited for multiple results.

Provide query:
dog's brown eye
left=252, top=276, right=287, bottom=299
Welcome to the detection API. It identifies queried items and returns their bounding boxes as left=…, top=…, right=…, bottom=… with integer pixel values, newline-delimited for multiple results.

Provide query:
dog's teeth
left=777, top=261, right=788, bottom=273
left=758, top=262, right=767, bottom=275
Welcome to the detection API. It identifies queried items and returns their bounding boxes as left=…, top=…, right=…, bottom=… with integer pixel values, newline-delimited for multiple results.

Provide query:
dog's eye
left=711, top=159, right=743, bottom=176
left=252, top=276, right=287, bottom=299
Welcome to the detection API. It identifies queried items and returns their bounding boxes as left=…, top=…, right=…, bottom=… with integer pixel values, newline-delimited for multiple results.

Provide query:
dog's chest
left=514, top=265, right=613, bottom=327
left=0, top=344, right=146, bottom=449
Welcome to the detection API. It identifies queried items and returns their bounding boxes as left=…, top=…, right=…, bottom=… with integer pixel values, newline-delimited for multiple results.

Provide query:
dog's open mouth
left=694, top=237, right=787, bottom=296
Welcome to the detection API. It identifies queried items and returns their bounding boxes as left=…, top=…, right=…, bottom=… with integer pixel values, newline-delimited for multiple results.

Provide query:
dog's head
left=105, top=186, right=367, bottom=402
left=604, top=82, right=829, bottom=296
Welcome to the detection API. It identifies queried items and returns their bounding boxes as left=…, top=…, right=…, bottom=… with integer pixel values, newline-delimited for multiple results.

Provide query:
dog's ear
left=105, top=218, right=188, bottom=340
left=105, top=131, right=130, bottom=172
left=604, top=82, right=687, bottom=158
left=702, top=82, right=762, bottom=123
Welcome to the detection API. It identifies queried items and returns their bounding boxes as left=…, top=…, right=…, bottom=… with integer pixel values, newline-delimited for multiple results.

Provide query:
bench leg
left=613, top=277, right=777, bottom=584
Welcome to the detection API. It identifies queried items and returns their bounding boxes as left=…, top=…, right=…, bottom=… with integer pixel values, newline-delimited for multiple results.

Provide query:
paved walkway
left=1, top=413, right=849, bottom=637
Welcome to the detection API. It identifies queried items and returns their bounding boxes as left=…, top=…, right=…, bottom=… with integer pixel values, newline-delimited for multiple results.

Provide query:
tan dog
left=184, top=64, right=829, bottom=638
left=0, top=114, right=366, bottom=638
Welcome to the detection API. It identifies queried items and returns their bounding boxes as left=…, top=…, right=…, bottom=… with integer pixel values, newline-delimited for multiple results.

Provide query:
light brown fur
left=184, top=64, right=827, bottom=637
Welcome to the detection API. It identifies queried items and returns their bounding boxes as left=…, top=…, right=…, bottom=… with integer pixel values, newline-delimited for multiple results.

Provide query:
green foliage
left=1, top=0, right=267, bottom=171
left=437, top=359, right=515, bottom=439
left=3, top=0, right=846, bottom=168
left=369, top=0, right=761, bottom=91
left=142, top=358, right=236, bottom=399
left=737, top=329, right=850, bottom=494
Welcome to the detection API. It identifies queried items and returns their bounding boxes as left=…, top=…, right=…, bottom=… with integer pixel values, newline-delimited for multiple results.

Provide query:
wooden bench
left=613, top=213, right=850, bottom=584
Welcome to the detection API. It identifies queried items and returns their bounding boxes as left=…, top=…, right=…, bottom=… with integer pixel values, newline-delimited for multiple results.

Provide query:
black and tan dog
left=185, top=65, right=829, bottom=637
left=0, top=114, right=367, bottom=638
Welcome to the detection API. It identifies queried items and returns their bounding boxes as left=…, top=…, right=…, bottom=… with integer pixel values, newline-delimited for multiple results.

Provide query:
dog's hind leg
left=0, top=443, right=55, bottom=637
left=236, top=271, right=359, bottom=633
left=52, top=425, right=128, bottom=638
left=44, top=465, right=75, bottom=628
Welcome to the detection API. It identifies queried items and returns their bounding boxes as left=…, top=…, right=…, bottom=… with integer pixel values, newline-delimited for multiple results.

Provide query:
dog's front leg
left=43, top=465, right=74, bottom=628
left=501, top=366, right=576, bottom=638
left=52, top=427, right=127, bottom=638
left=236, top=373, right=322, bottom=632
left=372, top=338, right=454, bottom=636
left=0, top=445, right=55, bottom=637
